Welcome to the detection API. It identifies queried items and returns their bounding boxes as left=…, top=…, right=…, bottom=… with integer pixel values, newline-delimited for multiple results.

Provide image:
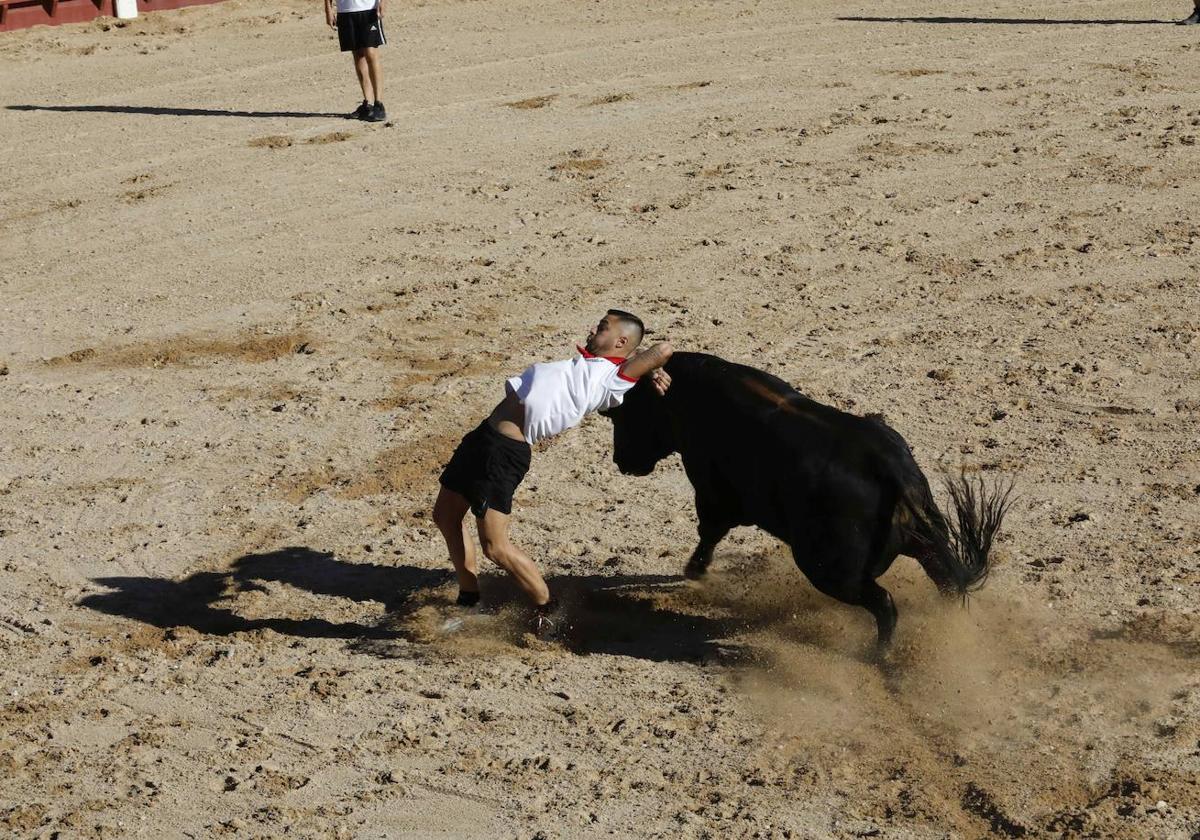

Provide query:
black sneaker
left=349, top=100, right=371, bottom=120
left=367, top=101, right=387, bottom=123
left=531, top=598, right=561, bottom=639
left=532, top=612, right=558, bottom=639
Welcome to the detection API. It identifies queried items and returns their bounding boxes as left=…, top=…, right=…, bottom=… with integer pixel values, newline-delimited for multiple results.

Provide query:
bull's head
left=599, top=378, right=677, bottom=476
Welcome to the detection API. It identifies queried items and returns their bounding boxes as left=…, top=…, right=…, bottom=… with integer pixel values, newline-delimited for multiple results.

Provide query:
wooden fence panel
left=0, top=0, right=225, bottom=33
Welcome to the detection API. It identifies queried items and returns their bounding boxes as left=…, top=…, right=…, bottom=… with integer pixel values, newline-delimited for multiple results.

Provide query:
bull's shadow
left=79, top=546, right=755, bottom=664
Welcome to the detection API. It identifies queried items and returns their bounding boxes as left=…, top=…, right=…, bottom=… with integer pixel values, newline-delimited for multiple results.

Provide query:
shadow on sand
left=837, top=15, right=1169, bottom=25
left=7, top=104, right=344, bottom=119
left=79, top=546, right=760, bottom=665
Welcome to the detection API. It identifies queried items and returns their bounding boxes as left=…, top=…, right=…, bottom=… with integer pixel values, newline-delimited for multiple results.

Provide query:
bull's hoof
left=873, top=645, right=901, bottom=683
left=683, top=563, right=708, bottom=580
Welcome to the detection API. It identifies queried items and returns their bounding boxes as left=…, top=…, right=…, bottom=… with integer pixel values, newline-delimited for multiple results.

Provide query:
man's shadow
left=79, top=546, right=758, bottom=664
left=79, top=547, right=432, bottom=641
left=7, top=104, right=345, bottom=119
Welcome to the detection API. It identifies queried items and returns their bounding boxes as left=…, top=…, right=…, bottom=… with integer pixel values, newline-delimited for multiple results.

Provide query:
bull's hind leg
left=791, top=529, right=898, bottom=649
left=684, top=516, right=730, bottom=580
left=860, top=580, right=897, bottom=648
left=805, top=571, right=897, bottom=650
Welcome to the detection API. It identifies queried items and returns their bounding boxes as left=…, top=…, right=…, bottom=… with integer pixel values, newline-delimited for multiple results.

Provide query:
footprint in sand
left=248, top=134, right=293, bottom=149
left=305, top=131, right=354, bottom=145
left=505, top=94, right=556, bottom=110
left=586, top=92, right=632, bottom=106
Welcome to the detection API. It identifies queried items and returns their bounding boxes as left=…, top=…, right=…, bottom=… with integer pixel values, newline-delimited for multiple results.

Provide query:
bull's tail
left=904, top=473, right=1015, bottom=597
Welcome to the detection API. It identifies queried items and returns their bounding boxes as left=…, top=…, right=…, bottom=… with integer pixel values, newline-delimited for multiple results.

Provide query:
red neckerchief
left=577, top=346, right=626, bottom=366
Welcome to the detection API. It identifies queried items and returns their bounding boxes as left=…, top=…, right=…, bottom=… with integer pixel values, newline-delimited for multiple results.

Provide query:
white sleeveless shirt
left=505, top=347, right=637, bottom=444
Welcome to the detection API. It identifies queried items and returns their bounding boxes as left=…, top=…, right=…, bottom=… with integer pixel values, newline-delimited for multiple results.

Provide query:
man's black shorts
left=337, top=8, right=386, bottom=52
left=439, top=421, right=531, bottom=517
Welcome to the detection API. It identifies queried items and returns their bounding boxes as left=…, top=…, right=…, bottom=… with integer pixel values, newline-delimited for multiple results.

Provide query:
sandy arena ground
left=1, top=0, right=1198, bottom=836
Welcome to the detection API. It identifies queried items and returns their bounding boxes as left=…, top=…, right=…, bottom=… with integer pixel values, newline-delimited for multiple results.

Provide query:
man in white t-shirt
left=324, top=0, right=387, bottom=122
left=433, top=310, right=673, bottom=635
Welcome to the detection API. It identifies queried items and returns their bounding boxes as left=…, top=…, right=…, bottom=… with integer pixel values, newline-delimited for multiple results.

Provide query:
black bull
left=601, top=352, right=1013, bottom=646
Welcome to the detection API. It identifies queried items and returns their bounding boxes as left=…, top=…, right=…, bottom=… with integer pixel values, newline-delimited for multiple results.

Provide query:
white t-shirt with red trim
left=505, top=347, right=638, bottom=444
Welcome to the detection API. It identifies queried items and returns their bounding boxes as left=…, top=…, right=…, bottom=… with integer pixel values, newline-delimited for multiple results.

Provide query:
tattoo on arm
left=619, top=342, right=673, bottom=381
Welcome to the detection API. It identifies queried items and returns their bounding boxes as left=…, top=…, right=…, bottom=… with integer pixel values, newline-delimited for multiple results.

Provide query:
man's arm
left=619, top=342, right=673, bottom=395
left=325, top=0, right=336, bottom=29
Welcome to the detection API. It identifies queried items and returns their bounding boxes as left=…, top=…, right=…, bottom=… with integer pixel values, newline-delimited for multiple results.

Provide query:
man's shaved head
left=607, top=309, right=645, bottom=347
left=584, top=310, right=647, bottom=359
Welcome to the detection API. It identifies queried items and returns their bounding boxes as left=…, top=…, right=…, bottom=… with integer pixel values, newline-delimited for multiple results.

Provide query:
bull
left=601, top=352, right=1013, bottom=647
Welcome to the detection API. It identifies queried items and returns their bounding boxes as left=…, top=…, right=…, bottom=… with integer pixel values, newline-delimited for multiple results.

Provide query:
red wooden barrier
left=0, top=0, right=225, bottom=33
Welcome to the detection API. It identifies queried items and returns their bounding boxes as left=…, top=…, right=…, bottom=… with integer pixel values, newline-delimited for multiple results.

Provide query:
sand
left=1, top=0, right=1198, bottom=836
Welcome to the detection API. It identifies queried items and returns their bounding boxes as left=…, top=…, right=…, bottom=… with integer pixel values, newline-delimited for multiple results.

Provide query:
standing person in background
left=324, top=0, right=387, bottom=122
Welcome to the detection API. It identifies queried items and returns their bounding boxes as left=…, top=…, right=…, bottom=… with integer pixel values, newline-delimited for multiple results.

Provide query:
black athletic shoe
left=532, top=612, right=558, bottom=639
left=349, top=100, right=372, bottom=120
left=367, top=101, right=387, bottom=122
left=1178, top=8, right=1200, bottom=23
left=531, top=598, right=561, bottom=639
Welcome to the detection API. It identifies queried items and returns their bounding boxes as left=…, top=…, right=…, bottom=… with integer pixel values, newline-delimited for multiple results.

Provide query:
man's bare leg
left=476, top=509, right=550, bottom=606
left=352, top=48, right=374, bottom=102
left=433, top=486, right=479, bottom=598
left=364, top=47, right=382, bottom=103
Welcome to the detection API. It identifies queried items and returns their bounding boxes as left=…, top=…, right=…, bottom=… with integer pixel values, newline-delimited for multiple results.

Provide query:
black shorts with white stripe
left=337, top=8, right=385, bottom=52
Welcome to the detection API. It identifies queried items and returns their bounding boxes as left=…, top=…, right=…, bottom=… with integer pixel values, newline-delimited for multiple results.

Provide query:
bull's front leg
left=683, top=513, right=731, bottom=580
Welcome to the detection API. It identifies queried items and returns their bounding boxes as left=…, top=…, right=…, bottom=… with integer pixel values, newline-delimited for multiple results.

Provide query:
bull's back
left=674, top=354, right=905, bottom=468
left=666, top=353, right=918, bottom=536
